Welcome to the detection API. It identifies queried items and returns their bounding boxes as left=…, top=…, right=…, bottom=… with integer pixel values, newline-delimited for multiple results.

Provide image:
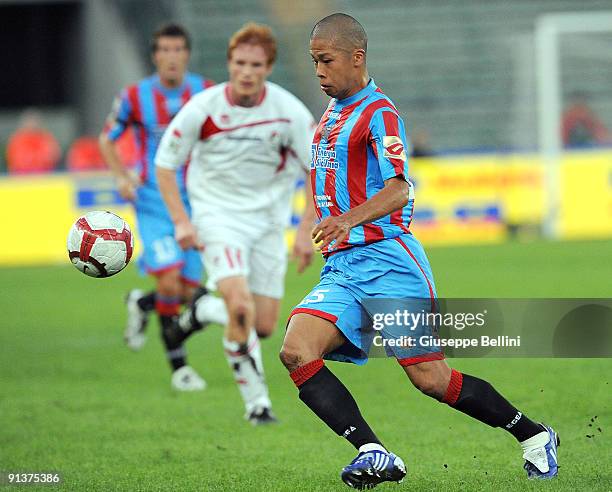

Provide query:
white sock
left=195, top=295, right=228, bottom=326
left=520, top=429, right=549, bottom=453
left=223, top=329, right=271, bottom=414
left=358, top=443, right=388, bottom=454
left=520, top=428, right=550, bottom=473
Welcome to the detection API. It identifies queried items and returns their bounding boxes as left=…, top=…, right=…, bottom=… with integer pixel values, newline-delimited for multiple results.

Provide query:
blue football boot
left=341, top=447, right=406, bottom=489
left=523, top=424, right=560, bottom=479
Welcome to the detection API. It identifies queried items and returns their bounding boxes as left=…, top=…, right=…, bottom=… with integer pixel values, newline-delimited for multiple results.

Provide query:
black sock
left=137, top=291, right=156, bottom=311
left=181, top=322, right=203, bottom=340
left=444, top=370, right=543, bottom=442
left=159, top=315, right=186, bottom=371
left=177, top=286, right=210, bottom=337
left=291, top=360, right=382, bottom=450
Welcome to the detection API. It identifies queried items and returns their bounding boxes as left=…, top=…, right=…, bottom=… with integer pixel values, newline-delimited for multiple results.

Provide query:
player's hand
left=117, top=173, right=140, bottom=201
left=174, top=220, right=203, bottom=251
left=292, top=224, right=315, bottom=273
left=312, top=215, right=352, bottom=251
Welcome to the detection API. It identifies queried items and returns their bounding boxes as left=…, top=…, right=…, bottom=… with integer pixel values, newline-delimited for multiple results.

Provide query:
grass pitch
left=1, top=239, right=610, bottom=491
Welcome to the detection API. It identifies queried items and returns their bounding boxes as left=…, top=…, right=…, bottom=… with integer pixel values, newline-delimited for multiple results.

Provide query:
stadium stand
left=180, top=0, right=612, bottom=152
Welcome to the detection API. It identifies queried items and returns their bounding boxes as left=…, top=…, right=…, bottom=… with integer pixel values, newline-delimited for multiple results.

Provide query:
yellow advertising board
left=1, top=150, right=611, bottom=266
left=558, top=151, right=612, bottom=238
left=408, top=154, right=545, bottom=244
left=0, top=173, right=137, bottom=266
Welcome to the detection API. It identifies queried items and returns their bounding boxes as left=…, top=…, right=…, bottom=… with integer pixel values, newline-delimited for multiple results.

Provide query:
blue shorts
left=135, top=190, right=203, bottom=286
left=290, top=233, right=443, bottom=366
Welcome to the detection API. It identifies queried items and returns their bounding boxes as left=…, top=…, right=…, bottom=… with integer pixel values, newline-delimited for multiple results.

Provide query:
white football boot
left=124, top=289, right=149, bottom=351
left=171, top=365, right=206, bottom=391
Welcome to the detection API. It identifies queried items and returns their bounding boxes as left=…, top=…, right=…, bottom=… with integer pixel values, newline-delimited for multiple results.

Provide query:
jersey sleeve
left=155, top=98, right=205, bottom=170
left=368, top=109, right=409, bottom=181
left=104, top=90, right=132, bottom=142
left=288, top=98, right=317, bottom=172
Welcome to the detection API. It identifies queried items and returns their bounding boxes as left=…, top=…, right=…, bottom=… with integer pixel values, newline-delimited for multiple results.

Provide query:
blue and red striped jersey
left=105, top=72, right=214, bottom=193
left=311, top=79, right=414, bottom=255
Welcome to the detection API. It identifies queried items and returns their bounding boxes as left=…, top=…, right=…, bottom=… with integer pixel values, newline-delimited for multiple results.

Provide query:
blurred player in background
left=280, top=13, right=559, bottom=488
left=561, top=91, right=610, bottom=147
left=156, top=23, right=316, bottom=425
left=99, top=23, right=217, bottom=391
left=6, top=110, right=61, bottom=174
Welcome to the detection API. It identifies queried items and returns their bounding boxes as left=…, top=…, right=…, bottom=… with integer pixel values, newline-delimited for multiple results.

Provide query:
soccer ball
left=67, top=211, right=133, bottom=278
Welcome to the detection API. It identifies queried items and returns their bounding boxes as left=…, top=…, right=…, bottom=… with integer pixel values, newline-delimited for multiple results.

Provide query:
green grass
left=1, top=239, right=610, bottom=490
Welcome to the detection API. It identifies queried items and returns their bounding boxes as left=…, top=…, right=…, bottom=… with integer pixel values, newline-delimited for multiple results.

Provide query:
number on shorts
left=152, top=237, right=176, bottom=263
left=303, top=289, right=329, bottom=304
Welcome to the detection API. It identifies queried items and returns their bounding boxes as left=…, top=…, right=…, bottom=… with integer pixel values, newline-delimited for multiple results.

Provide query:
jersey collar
left=224, top=82, right=267, bottom=108
left=334, top=79, right=377, bottom=108
left=153, top=73, right=189, bottom=93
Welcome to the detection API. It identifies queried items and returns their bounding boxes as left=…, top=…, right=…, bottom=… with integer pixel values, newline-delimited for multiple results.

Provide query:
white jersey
left=155, top=81, right=315, bottom=223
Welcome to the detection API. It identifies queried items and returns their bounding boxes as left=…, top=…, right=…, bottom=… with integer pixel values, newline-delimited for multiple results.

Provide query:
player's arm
left=155, top=100, right=203, bottom=250
left=313, top=109, right=410, bottom=251
left=98, top=94, right=139, bottom=201
left=157, top=168, right=197, bottom=248
left=289, top=103, right=318, bottom=272
left=313, top=177, right=409, bottom=250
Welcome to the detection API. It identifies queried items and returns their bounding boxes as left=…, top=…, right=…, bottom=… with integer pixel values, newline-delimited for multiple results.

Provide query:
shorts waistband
left=323, top=233, right=414, bottom=262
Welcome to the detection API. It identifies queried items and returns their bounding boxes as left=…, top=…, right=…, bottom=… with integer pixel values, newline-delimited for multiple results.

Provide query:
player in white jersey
left=156, top=23, right=316, bottom=425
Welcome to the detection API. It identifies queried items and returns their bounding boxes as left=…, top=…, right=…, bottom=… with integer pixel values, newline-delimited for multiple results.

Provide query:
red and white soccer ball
left=67, top=211, right=133, bottom=278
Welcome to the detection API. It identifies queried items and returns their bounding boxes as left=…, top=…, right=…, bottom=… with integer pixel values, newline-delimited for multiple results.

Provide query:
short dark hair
left=311, top=13, right=367, bottom=53
left=151, top=23, right=191, bottom=53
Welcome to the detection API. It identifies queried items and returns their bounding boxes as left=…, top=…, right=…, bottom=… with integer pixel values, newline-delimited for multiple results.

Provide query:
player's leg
left=194, top=228, right=268, bottom=421
left=178, top=246, right=206, bottom=307
left=252, top=294, right=280, bottom=338
left=153, top=266, right=203, bottom=390
left=193, top=214, right=278, bottom=422
left=402, top=359, right=542, bottom=436
left=175, top=249, right=228, bottom=336
left=207, top=224, right=286, bottom=423
left=402, top=360, right=559, bottom=478
left=388, top=233, right=558, bottom=479
left=124, top=278, right=199, bottom=352
left=174, top=275, right=202, bottom=337
left=281, top=310, right=407, bottom=489
left=280, top=313, right=380, bottom=447
left=177, top=247, right=228, bottom=333
left=122, top=254, right=201, bottom=353
left=122, top=207, right=157, bottom=350
left=139, top=214, right=205, bottom=390
left=216, top=273, right=277, bottom=424
left=179, top=278, right=197, bottom=305
left=231, top=227, right=291, bottom=422
left=283, top=250, right=408, bottom=488
left=124, top=288, right=156, bottom=351
left=154, top=265, right=183, bottom=371
left=248, top=225, right=286, bottom=341
left=221, top=293, right=280, bottom=424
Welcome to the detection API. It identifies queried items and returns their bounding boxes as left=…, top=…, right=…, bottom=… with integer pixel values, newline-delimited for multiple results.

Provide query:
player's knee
left=256, top=327, right=274, bottom=339
left=157, top=283, right=179, bottom=298
left=229, top=299, right=252, bottom=322
left=279, top=334, right=322, bottom=372
left=255, top=318, right=277, bottom=338
left=156, top=270, right=181, bottom=298
left=279, top=343, right=302, bottom=372
left=223, top=291, right=253, bottom=324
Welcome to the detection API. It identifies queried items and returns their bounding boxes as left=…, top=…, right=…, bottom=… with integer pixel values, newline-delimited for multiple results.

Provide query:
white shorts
left=195, top=212, right=288, bottom=299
